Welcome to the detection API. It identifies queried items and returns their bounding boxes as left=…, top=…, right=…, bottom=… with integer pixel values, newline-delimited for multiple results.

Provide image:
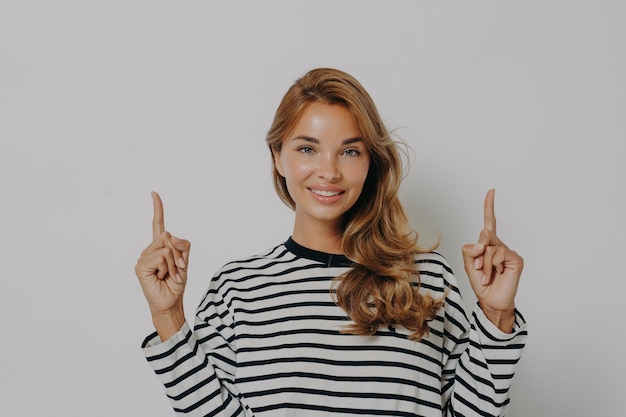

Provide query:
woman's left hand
left=462, top=189, right=523, bottom=333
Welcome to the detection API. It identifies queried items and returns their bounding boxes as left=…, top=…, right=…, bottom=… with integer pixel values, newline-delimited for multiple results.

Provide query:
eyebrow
left=292, top=135, right=364, bottom=145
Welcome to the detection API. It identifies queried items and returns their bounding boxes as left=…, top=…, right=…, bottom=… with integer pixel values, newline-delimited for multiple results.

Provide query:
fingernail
left=172, top=235, right=181, bottom=243
left=474, top=259, right=480, bottom=269
left=473, top=243, right=484, bottom=250
left=177, top=257, right=186, bottom=268
left=481, top=274, right=488, bottom=285
left=176, top=273, right=183, bottom=283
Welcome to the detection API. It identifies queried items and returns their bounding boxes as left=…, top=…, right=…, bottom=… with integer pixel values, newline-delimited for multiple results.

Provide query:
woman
left=135, top=68, right=527, bottom=416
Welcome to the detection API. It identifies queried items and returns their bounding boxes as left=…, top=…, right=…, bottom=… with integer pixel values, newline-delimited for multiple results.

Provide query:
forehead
left=287, top=102, right=362, bottom=140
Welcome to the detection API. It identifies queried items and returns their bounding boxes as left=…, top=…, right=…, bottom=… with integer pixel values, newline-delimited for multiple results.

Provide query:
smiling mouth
left=309, top=189, right=343, bottom=197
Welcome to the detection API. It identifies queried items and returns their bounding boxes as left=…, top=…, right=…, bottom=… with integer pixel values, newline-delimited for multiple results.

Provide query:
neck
left=292, top=218, right=344, bottom=254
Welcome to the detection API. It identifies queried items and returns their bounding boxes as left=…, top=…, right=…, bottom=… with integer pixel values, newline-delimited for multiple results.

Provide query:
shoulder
left=412, top=251, right=461, bottom=296
left=197, top=242, right=296, bottom=310
left=209, top=240, right=329, bottom=287
left=212, top=242, right=294, bottom=281
left=413, top=252, right=469, bottom=324
left=414, top=251, right=454, bottom=274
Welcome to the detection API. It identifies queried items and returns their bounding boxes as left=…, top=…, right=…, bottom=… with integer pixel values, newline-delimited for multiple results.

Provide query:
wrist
left=151, top=305, right=186, bottom=342
left=478, top=302, right=516, bottom=333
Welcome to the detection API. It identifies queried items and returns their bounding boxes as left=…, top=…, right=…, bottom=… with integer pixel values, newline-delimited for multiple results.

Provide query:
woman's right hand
left=135, top=192, right=190, bottom=340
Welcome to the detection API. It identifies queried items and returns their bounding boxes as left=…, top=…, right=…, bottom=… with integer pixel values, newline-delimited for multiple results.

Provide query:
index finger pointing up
left=152, top=191, right=165, bottom=240
left=484, top=188, right=497, bottom=233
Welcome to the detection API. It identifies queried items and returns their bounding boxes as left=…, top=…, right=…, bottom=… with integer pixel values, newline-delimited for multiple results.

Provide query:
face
left=273, top=102, right=370, bottom=234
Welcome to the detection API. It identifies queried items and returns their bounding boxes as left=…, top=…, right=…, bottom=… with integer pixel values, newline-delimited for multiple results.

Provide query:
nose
left=316, top=154, right=340, bottom=181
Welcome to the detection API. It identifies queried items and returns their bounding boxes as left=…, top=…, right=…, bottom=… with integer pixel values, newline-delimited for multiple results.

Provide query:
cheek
left=282, top=157, right=313, bottom=181
left=353, top=161, right=371, bottom=188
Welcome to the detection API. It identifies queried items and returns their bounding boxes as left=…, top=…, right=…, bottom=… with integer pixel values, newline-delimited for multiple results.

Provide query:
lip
left=307, top=186, right=345, bottom=204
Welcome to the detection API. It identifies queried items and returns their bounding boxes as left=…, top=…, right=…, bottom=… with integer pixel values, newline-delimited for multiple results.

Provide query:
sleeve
left=439, top=264, right=528, bottom=417
left=141, top=272, right=255, bottom=417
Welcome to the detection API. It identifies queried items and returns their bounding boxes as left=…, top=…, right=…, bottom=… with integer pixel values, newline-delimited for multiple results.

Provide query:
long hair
left=266, top=68, right=443, bottom=340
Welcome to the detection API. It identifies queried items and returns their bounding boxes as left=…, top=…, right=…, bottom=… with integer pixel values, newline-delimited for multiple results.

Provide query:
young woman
left=135, top=68, right=527, bottom=417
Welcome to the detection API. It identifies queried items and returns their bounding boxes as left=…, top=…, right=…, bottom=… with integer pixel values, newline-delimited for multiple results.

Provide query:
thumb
left=462, top=242, right=485, bottom=274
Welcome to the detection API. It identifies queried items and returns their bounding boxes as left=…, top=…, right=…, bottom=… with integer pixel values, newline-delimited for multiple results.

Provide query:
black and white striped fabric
left=143, top=237, right=527, bottom=416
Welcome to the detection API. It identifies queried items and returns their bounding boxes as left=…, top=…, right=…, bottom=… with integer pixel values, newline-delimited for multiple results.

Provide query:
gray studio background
left=1, top=1, right=624, bottom=416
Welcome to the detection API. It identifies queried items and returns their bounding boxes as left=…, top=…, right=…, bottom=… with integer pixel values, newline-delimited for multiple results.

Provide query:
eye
left=342, top=148, right=361, bottom=157
left=297, top=146, right=315, bottom=154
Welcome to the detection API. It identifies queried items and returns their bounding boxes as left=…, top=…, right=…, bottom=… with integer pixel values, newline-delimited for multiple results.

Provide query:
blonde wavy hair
left=266, top=68, right=443, bottom=340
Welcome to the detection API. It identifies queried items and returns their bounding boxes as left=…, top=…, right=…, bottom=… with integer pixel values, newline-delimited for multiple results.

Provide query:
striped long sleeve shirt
left=142, top=237, right=527, bottom=417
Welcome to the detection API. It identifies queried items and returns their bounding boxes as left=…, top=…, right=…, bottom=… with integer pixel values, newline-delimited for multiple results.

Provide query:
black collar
left=284, top=237, right=353, bottom=267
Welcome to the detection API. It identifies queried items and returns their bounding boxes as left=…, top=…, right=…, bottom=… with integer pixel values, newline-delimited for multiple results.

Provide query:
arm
left=446, top=305, right=527, bottom=416
left=136, top=192, right=253, bottom=416
left=441, top=189, right=527, bottom=416
left=141, top=297, right=254, bottom=416
left=439, top=262, right=528, bottom=417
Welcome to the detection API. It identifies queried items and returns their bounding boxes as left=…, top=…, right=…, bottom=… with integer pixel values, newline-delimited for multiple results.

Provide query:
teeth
left=311, top=189, right=341, bottom=197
